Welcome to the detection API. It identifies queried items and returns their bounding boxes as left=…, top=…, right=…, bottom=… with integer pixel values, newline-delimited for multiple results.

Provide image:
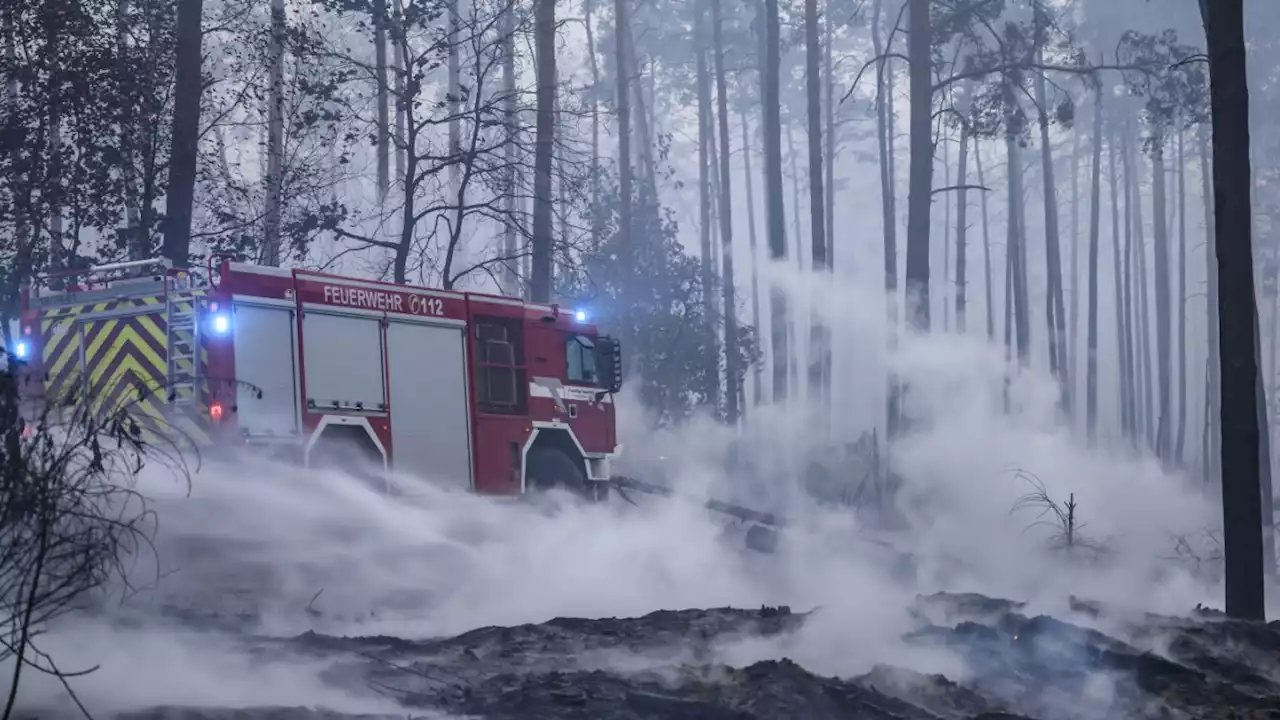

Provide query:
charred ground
left=106, top=592, right=1280, bottom=720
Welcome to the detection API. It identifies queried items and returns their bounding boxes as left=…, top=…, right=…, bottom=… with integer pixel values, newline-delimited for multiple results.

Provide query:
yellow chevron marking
left=95, top=391, right=170, bottom=450
left=109, top=328, right=210, bottom=445
left=41, top=313, right=80, bottom=358
left=93, top=347, right=165, bottom=411
left=45, top=302, right=114, bottom=381
left=124, top=324, right=166, bottom=379
left=42, top=339, right=75, bottom=385
left=82, top=317, right=118, bottom=359
left=36, top=293, right=215, bottom=447
left=136, top=311, right=168, bottom=348
left=79, top=317, right=164, bottom=400
left=94, top=352, right=165, bottom=414
left=121, top=393, right=165, bottom=430
left=90, top=353, right=147, bottom=414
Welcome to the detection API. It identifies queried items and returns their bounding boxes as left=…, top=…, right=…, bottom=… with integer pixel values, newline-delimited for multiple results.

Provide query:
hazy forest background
left=1, top=0, right=1275, bottom=483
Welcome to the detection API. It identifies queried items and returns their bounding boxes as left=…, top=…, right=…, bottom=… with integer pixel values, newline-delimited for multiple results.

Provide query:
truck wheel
left=525, top=446, right=589, bottom=497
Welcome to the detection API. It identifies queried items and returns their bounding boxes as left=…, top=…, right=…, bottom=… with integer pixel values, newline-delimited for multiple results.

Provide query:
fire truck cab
left=16, top=257, right=623, bottom=496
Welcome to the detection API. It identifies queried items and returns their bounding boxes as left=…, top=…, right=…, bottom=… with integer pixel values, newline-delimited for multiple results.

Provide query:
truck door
left=231, top=301, right=301, bottom=438
left=384, top=316, right=474, bottom=489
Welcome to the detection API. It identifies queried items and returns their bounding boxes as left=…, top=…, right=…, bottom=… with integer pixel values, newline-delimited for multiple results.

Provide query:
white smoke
left=4, top=261, right=1264, bottom=716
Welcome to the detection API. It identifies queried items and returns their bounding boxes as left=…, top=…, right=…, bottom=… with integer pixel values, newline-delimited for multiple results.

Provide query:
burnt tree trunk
left=823, top=1, right=835, bottom=269
left=585, top=0, right=601, bottom=252
left=1152, top=127, right=1173, bottom=465
left=742, top=112, right=763, bottom=407
left=374, top=0, right=389, bottom=201
left=161, top=0, right=204, bottom=267
left=1086, top=86, right=1102, bottom=442
left=392, top=0, right=406, bottom=196
left=262, top=0, right=286, bottom=266
left=762, top=0, right=789, bottom=402
left=872, top=0, right=902, bottom=435
left=1133, top=132, right=1155, bottom=450
left=614, top=0, right=634, bottom=319
left=904, top=0, right=932, bottom=331
left=786, top=121, right=804, bottom=272
left=1192, top=0, right=1264, bottom=617
left=712, top=0, right=740, bottom=424
left=528, top=0, right=556, bottom=302
left=1117, top=115, right=1137, bottom=442
left=805, top=0, right=829, bottom=407
left=976, top=139, right=994, bottom=340
left=1070, top=96, right=1082, bottom=419
left=1108, top=114, right=1130, bottom=439
left=500, top=0, right=520, bottom=294
left=1034, top=57, right=1069, bottom=412
left=115, top=0, right=142, bottom=250
left=1200, top=0, right=1265, bottom=620
left=1005, top=80, right=1030, bottom=366
left=1175, top=122, right=1189, bottom=464
left=943, top=129, right=952, bottom=331
left=1199, top=123, right=1219, bottom=483
left=447, top=0, right=461, bottom=190
left=695, top=0, right=720, bottom=412
left=1121, top=117, right=1150, bottom=445
left=955, top=119, right=970, bottom=332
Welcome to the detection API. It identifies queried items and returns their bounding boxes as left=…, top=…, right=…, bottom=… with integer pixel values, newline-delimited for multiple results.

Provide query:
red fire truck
left=15, top=256, right=623, bottom=496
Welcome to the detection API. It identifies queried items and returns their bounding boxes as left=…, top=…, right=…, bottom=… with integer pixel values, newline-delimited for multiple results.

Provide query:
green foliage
left=899, top=0, right=1096, bottom=152
left=0, top=0, right=369, bottom=304
left=1117, top=29, right=1209, bottom=144
left=560, top=173, right=758, bottom=426
left=0, top=0, right=171, bottom=313
left=931, top=0, right=1007, bottom=48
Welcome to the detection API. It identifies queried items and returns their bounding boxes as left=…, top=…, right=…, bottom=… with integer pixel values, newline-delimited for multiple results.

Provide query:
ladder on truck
left=164, top=269, right=200, bottom=407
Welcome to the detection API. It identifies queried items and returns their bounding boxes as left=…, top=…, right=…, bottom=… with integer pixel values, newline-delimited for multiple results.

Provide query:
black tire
left=525, top=446, right=589, bottom=496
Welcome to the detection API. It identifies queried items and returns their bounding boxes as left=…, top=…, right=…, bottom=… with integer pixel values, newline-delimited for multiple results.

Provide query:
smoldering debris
left=114, top=710, right=426, bottom=720
left=88, top=597, right=1280, bottom=720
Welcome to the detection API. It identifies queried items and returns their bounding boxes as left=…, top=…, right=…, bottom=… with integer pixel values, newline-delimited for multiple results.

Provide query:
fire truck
left=15, top=256, right=623, bottom=496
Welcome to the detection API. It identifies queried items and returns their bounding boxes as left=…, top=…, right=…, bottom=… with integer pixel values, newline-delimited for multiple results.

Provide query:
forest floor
left=105, top=591, right=1280, bottom=720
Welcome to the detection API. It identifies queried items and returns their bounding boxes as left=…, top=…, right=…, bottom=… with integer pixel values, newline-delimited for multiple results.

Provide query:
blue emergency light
left=574, top=310, right=588, bottom=323
left=13, top=341, right=29, bottom=360
left=210, top=313, right=231, bottom=336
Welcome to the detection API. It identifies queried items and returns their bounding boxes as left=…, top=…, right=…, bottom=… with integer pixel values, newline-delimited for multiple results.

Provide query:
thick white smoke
left=5, top=262, right=1263, bottom=715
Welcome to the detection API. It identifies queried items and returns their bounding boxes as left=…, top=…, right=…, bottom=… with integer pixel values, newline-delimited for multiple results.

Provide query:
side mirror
left=595, top=335, right=623, bottom=394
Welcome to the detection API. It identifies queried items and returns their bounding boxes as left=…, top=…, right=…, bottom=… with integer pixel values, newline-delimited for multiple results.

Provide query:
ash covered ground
left=13, top=452, right=1280, bottom=720
left=105, top=597, right=1280, bottom=720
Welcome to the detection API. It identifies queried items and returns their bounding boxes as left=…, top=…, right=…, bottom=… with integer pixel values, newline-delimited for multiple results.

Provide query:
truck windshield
left=566, top=334, right=597, bottom=384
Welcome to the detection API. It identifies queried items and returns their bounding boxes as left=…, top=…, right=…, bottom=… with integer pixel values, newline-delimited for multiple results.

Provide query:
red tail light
left=210, top=401, right=224, bottom=423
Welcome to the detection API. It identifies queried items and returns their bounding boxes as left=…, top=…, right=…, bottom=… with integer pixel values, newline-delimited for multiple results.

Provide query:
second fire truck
left=15, top=256, right=623, bottom=496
